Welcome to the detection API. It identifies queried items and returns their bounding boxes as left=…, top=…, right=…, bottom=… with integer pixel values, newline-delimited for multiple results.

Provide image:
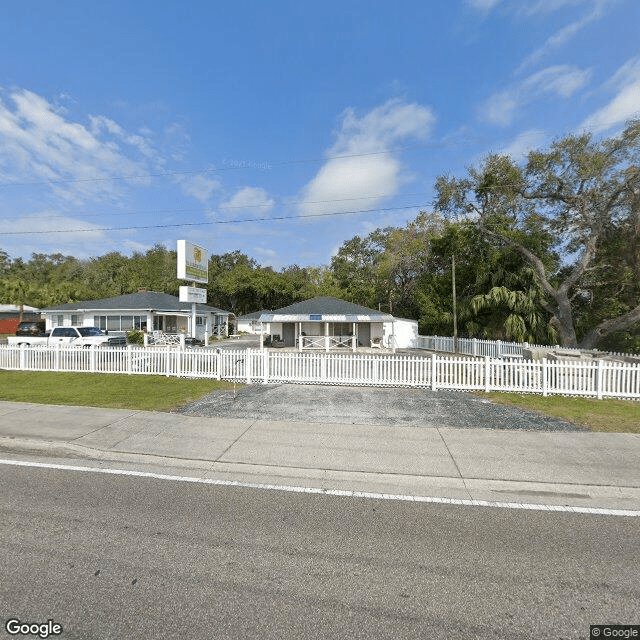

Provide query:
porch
left=261, top=320, right=393, bottom=352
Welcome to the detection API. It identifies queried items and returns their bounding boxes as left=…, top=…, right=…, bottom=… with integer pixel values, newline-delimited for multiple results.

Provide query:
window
left=71, top=314, right=80, bottom=325
left=196, top=316, right=204, bottom=326
left=94, top=315, right=146, bottom=331
left=52, top=315, right=64, bottom=327
left=331, top=322, right=352, bottom=336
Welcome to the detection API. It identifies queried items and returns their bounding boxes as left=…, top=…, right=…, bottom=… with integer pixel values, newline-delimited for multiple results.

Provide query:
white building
left=258, top=296, right=417, bottom=351
left=42, top=291, right=231, bottom=341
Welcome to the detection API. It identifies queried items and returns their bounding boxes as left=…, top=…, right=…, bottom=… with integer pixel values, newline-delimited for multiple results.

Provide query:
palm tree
left=0, top=278, right=28, bottom=321
left=470, top=285, right=556, bottom=344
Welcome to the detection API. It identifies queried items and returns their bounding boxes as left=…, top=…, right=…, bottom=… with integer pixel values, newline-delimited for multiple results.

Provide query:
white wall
left=388, top=318, right=419, bottom=348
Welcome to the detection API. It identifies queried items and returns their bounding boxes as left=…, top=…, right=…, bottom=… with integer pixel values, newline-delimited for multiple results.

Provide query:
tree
left=0, top=278, right=28, bottom=320
left=435, top=120, right=640, bottom=348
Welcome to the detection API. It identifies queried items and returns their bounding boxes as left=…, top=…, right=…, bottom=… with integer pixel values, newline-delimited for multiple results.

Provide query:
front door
left=358, top=323, right=370, bottom=347
left=282, top=323, right=296, bottom=347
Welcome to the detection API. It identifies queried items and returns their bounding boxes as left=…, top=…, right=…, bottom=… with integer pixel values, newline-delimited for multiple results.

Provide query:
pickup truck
left=7, top=326, right=127, bottom=348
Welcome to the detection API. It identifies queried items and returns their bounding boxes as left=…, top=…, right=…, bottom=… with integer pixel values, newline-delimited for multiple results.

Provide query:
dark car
left=15, top=320, right=48, bottom=337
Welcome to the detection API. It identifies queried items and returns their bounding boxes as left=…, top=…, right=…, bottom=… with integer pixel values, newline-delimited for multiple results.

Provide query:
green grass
left=475, top=392, right=640, bottom=433
left=0, top=370, right=237, bottom=412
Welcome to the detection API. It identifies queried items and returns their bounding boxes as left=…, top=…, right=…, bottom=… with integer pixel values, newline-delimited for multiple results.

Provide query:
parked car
left=7, top=326, right=126, bottom=347
left=15, top=320, right=48, bottom=337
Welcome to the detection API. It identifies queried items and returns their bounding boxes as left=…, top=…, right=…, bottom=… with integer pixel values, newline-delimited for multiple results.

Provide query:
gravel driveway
left=175, top=383, right=583, bottom=431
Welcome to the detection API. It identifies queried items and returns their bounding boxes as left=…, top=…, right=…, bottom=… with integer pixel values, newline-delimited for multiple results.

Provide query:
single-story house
left=258, top=297, right=418, bottom=351
left=42, top=291, right=231, bottom=341
left=236, top=310, right=271, bottom=334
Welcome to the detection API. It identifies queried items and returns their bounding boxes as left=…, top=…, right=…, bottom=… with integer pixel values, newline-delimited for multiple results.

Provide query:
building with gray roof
left=42, top=290, right=231, bottom=340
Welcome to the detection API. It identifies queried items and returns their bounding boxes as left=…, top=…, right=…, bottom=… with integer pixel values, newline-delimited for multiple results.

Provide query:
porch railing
left=298, top=335, right=357, bottom=349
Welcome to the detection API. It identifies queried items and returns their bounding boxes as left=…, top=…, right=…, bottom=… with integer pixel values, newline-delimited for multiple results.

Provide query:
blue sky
left=0, top=0, right=639, bottom=269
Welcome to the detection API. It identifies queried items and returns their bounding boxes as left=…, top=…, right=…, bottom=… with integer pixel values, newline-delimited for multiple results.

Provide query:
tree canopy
left=434, top=120, right=640, bottom=348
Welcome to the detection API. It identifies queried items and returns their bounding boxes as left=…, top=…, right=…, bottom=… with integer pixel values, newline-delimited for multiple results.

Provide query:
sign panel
left=179, top=286, right=207, bottom=304
left=177, top=240, right=208, bottom=284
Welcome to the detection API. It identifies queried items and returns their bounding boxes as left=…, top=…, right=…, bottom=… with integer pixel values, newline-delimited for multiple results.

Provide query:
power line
left=0, top=204, right=426, bottom=235
left=11, top=191, right=433, bottom=221
left=0, top=137, right=478, bottom=189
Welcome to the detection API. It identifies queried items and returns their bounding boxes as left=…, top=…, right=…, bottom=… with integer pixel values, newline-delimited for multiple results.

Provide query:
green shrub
left=127, top=329, right=145, bottom=345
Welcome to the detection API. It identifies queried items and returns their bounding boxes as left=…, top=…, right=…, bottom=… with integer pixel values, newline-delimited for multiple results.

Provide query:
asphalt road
left=176, top=383, right=583, bottom=431
left=1, top=463, right=637, bottom=639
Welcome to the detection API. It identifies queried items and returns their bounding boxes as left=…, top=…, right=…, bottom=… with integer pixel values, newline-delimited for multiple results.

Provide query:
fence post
left=165, top=346, right=171, bottom=377
left=215, top=348, right=221, bottom=380
left=19, top=343, right=26, bottom=371
left=263, top=348, right=269, bottom=384
left=126, top=344, right=132, bottom=375
left=55, top=343, right=60, bottom=372
left=246, top=349, right=252, bottom=384
left=484, top=356, right=491, bottom=392
left=175, top=346, right=182, bottom=378
left=90, top=345, right=97, bottom=373
left=496, top=340, right=502, bottom=358
left=542, top=358, right=548, bottom=397
left=596, top=359, right=603, bottom=400
left=431, top=353, right=437, bottom=391
left=473, top=338, right=478, bottom=357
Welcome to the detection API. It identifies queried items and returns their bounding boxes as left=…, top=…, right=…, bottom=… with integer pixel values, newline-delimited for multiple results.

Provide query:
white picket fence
left=414, top=335, right=551, bottom=357
left=1, top=344, right=639, bottom=399
left=413, top=335, right=634, bottom=359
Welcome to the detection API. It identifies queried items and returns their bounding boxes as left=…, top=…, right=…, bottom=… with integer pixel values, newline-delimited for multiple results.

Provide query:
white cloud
left=481, top=65, right=591, bottom=126
left=298, top=99, right=435, bottom=216
left=219, top=186, right=275, bottom=213
left=499, top=129, right=549, bottom=160
left=0, top=88, right=156, bottom=204
left=580, top=57, right=640, bottom=133
left=175, top=172, right=221, bottom=203
left=466, top=0, right=502, bottom=12
left=0, top=213, right=110, bottom=259
left=517, top=0, right=614, bottom=72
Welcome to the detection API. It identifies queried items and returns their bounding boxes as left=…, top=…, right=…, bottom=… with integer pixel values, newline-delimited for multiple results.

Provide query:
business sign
left=179, top=286, right=207, bottom=304
left=177, top=240, right=208, bottom=284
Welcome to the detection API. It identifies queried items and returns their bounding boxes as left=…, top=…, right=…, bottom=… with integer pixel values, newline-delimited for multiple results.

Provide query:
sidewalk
left=0, top=400, right=639, bottom=512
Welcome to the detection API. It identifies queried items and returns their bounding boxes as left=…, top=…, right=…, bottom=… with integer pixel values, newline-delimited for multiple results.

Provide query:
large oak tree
left=434, top=121, right=640, bottom=348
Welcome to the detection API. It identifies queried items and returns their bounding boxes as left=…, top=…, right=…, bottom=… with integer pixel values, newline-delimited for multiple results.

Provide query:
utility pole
left=452, top=253, right=458, bottom=353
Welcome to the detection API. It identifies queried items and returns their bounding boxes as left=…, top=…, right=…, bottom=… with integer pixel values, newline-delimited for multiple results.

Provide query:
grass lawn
left=476, top=392, right=640, bottom=433
left=0, top=370, right=237, bottom=412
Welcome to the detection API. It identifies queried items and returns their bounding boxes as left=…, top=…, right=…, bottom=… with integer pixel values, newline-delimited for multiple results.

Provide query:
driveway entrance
left=175, top=383, right=582, bottom=431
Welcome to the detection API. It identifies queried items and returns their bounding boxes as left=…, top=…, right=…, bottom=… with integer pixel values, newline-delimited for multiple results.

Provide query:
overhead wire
left=0, top=205, right=426, bottom=235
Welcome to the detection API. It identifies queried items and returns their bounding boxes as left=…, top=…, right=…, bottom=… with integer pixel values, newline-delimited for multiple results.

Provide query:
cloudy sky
left=0, top=0, right=638, bottom=268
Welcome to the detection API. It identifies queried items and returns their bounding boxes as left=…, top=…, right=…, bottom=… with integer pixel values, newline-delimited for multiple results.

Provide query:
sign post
left=177, top=240, right=209, bottom=340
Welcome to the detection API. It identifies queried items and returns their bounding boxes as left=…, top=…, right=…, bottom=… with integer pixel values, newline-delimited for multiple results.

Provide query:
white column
left=324, top=322, right=329, bottom=352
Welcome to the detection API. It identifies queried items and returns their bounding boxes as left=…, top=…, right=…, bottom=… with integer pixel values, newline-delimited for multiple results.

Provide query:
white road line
left=1, top=458, right=638, bottom=517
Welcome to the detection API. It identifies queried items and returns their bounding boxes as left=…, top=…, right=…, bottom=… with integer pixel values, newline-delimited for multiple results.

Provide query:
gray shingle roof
left=237, top=310, right=271, bottom=321
left=43, top=291, right=229, bottom=315
left=259, top=297, right=393, bottom=322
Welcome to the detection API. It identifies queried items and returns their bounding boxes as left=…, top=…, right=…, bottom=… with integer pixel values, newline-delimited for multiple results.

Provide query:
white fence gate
left=0, top=344, right=639, bottom=400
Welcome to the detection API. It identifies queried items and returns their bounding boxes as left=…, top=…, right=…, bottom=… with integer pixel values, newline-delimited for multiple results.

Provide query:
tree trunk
left=579, top=302, right=640, bottom=349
